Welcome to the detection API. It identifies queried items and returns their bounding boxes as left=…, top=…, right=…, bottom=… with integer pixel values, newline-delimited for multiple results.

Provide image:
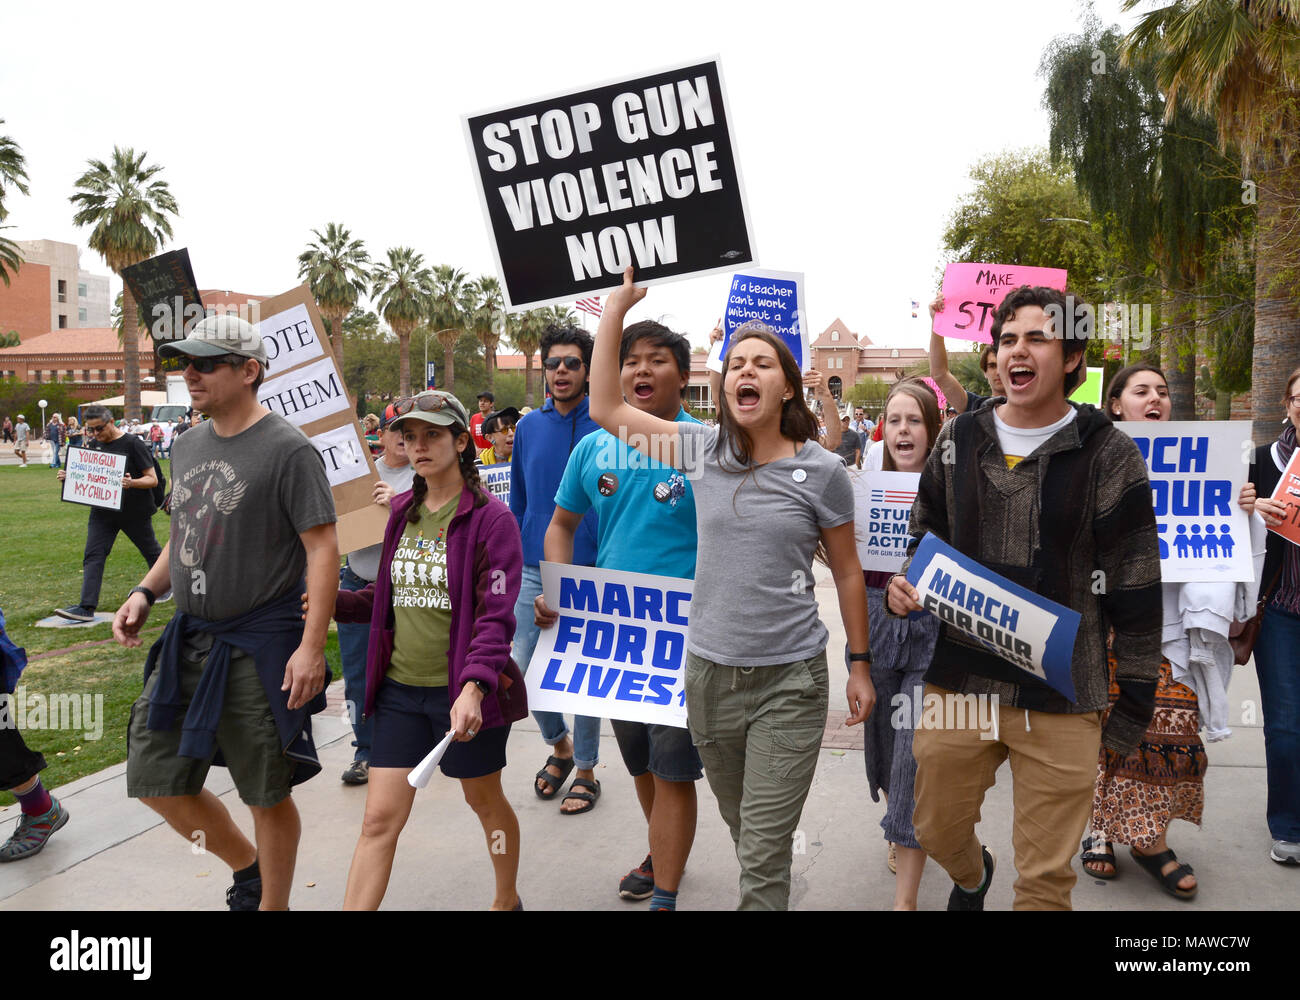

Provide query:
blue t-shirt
left=554, top=409, right=699, bottom=579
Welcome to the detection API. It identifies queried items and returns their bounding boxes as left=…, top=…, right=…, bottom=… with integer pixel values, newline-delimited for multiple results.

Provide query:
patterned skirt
left=1089, top=657, right=1206, bottom=849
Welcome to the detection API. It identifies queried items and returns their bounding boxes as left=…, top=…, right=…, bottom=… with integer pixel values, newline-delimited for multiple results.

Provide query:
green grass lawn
left=0, top=461, right=340, bottom=804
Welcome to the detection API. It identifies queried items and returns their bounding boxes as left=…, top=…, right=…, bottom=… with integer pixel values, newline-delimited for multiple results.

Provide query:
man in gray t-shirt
left=832, top=415, right=862, bottom=467
left=113, top=314, right=338, bottom=911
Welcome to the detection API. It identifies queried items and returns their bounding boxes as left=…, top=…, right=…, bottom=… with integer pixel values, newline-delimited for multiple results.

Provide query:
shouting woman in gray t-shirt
left=589, top=268, right=875, bottom=911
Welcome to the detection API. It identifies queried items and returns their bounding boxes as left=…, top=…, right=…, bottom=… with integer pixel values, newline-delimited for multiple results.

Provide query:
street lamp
left=38, top=397, right=48, bottom=428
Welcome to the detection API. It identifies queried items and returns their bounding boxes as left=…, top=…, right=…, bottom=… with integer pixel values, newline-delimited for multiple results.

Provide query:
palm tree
left=468, top=275, right=505, bottom=394
left=70, top=148, right=178, bottom=420
left=512, top=309, right=547, bottom=406
left=297, top=223, right=372, bottom=370
left=0, top=120, right=30, bottom=287
left=430, top=265, right=469, bottom=394
left=1123, top=0, right=1300, bottom=443
left=371, top=247, right=434, bottom=397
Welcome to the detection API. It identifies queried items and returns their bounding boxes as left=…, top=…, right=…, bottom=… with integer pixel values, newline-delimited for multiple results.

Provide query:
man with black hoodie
left=509, top=324, right=603, bottom=814
left=887, top=285, right=1161, bottom=910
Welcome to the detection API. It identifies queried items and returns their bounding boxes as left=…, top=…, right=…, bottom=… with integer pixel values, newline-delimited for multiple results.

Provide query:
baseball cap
left=388, top=390, right=471, bottom=431
left=482, top=406, right=520, bottom=435
left=477, top=390, right=495, bottom=402
left=157, top=313, right=269, bottom=371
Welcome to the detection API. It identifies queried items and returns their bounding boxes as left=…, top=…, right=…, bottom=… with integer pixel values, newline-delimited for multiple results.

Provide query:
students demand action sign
left=463, top=58, right=755, bottom=311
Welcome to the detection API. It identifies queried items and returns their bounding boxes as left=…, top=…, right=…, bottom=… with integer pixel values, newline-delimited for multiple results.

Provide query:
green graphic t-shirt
left=387, top=496, right=458, bottom=687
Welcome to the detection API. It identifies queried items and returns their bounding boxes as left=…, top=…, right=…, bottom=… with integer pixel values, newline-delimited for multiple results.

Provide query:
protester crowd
left=1, top=271, right=1296, bottom=913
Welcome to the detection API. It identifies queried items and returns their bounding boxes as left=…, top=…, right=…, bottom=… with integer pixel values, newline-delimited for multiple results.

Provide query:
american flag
left=870, top=489, right=918, bottom=505
left=575, top=296, right=603, bottom=318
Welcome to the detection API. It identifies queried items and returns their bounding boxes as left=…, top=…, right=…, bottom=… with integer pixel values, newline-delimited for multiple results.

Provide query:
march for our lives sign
left=526, top=562, right=691, bottom=728
left=480, top=462, right=511, bottom=506
left=905, top=533, right=1080, bottom=701
left=1115, top=422, right=1253, bottom=583
left=713, top=268, right=807, bottom=371
left=851, top=470, right=919, bottom=573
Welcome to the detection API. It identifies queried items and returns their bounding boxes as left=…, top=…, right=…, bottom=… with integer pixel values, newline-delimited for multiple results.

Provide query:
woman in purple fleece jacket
left=330, top=390, right=527, bottom=910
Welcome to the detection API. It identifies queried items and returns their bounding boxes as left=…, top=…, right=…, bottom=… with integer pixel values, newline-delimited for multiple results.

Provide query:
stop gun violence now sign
left=463, top=57, right=755, bottom=310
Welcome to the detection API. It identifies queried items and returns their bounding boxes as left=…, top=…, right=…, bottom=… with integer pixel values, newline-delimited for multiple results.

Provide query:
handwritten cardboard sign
left=61, top=446, right=127, bottom=510
left=253, top=286, right=388, bottom=554
left=526, top=561, right=690, bottom=728
left=121, top=248, right=204, bottom=344
left=935, top=263, right=1069, bottom=343
left=1117, top=421, right=1254, bottom=582
left=463, top=58, right=755, bottom=311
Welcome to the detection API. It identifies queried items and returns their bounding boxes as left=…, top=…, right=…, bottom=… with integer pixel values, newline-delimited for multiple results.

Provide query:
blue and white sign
left=480, top=461, right=510, bottom=506
left=1115, top=421, right=1253, bottom=583
left=426, top=361, right=437, bottom=389
left=712, top=268, right=807, bottom=372
left=850, top=469, right=919, bottom=573
left=526, top=561, right=691, bottom=728
left=905, top=533, right=1080, bottom=701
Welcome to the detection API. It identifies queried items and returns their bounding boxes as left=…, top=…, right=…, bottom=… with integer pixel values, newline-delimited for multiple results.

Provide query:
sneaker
left=53, top=606, right=96, bottom=623
left=1271, top=840, right=1300, bottom=865
left=946, top=845, right=996, bottom=911
left=226, top=876, right=262, bottom=911
left=619, top=854, right=654, bottom=901
left=0, top=797, right=70, bottom=862
left=341, top=759, right=369, bottom=785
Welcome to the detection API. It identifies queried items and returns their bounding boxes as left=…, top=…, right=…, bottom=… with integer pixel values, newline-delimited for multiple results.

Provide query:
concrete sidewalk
left=1, top=569, right=1293, bottom=910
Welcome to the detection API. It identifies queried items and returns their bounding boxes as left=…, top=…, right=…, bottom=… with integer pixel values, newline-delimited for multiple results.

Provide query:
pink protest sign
left=935, top=263, right=1069, bottom=343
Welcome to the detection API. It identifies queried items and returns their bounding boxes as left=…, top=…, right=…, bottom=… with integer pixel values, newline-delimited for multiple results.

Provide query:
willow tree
left=1124, top=0, right=1300, bottom=442
left=70, top=148, right=178, bottom=420
left=1042, top=14, right=1247, bottom=419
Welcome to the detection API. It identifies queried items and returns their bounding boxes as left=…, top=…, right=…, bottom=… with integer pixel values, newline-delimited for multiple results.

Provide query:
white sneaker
left=1271, top=840, right=1300, bottom=865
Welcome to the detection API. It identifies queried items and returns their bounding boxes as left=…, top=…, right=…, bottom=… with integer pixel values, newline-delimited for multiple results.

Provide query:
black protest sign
left=463, top=58, right=755, bottom=310
left=121, top=249, right=204, bottom=344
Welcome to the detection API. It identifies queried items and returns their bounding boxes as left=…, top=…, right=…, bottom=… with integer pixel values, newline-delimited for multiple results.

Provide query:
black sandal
left=1080, top=836, right=1118, bottom=880
left=560, top=777, right=601, bottom=815
left=534, top=755, right=574, bottom=800
left=1129, top=847, right=1197, bottom=900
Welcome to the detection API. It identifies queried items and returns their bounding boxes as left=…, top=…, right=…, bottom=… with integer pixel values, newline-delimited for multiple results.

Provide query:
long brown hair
left=881, top=379, right=941, bottom=471
left=405, top=422, right=488, bottom=524
left=1104, top=363, right=1168, bottom=422
left=715, top=324, right=818, bottom=472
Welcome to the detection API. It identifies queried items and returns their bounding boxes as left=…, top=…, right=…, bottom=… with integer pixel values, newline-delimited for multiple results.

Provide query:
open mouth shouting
left=735, top=382, right=761, bottom=412
left=633, top=379, right=654, bottom=401
left=1007, top=364, right=1036, bottom=391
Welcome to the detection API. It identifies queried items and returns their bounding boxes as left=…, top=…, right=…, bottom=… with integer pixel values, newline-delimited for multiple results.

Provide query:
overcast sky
left=3, top=0, right=1136, bottom=353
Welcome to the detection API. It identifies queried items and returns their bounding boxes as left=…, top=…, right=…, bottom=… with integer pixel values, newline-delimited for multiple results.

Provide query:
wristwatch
left=468, top=679, right=491, bottom=696
left=130, top=585, right=157, bottom=606
left=848, top=650, right=873, bottom=663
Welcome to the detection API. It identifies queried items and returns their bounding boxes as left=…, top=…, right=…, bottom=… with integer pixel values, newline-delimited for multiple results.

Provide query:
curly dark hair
left=989, top=284, right=1087, bottom=395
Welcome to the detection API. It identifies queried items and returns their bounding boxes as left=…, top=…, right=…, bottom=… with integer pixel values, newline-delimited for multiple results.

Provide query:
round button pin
left=792, top=469, right=807, bottom=483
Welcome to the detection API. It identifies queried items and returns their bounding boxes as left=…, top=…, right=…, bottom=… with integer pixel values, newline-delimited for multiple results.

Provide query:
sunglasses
left=542, top=356, right=584, bottom=371
left=160, top=353, right=248, bottom=374
left=392, top=393, right=459, bottom=416
left=84, top=423, right=109, bottom=435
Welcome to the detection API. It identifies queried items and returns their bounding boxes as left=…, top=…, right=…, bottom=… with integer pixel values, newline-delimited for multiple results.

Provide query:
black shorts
left=611, top=718, right=702, bottom=782
left=0, top=716, right=47, bottom=791
left=369, top=679, right=509, bottom=779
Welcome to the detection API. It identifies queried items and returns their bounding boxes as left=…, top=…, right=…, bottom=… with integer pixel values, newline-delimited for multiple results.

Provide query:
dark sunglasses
left=542, top=356, right=584, bottom=371
left=393, top=393, right=457, bottom=416
left=160, top=353, right=248, bottom=374
left=84, top=422, right=109, bottom=434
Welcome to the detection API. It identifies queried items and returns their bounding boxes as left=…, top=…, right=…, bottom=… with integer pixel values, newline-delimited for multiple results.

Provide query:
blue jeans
left=338, top=564, right=374, bottom=762
left=1255, top=606, right=1300, bottom=841
left=49, top=442, right=60, bottom=468
left=513, top=564, right=600, bottom=770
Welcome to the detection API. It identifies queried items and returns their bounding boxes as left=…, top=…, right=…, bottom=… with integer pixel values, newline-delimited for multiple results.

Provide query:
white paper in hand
left=407, top=729, right=457, bottom=789
left=706, top=339, right=724, bottom=374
